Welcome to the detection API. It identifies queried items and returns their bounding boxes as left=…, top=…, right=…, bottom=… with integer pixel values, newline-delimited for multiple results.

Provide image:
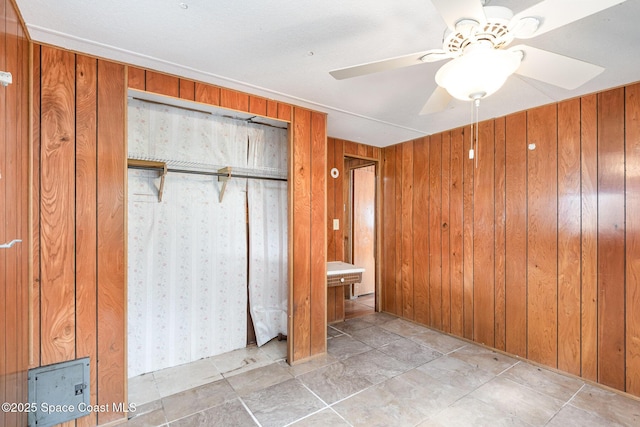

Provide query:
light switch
left=333, top=219, right=340, bottom=231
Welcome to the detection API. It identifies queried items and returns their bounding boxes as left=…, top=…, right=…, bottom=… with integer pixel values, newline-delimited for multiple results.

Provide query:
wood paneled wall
left=32, top=45, right=126, bottom=426
left=0, top=0, right=29, bottom=426
left=326, top=138, right=380, bottom=322
left=126, top=66, right=328, bottom=364
left=381, top=83, right=640, bottom=397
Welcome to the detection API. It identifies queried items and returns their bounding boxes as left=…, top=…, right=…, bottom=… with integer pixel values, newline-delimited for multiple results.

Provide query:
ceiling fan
left=329, top=0, right=627, bottom=115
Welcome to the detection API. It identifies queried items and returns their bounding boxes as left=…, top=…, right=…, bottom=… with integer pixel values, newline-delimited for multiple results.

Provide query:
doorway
left=344, top=158, right=377, bottom=319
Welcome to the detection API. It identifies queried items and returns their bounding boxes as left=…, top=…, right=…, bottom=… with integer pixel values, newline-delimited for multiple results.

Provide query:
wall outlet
left=333, top=219, right=339, bottom=231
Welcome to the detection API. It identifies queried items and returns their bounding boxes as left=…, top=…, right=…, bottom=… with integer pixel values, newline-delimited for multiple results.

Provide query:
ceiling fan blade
left=420, top=86, right=452, bottom=115
left=513, top=0, right=628, bottom=39
left=330, top=50, right=440, bottom=80
left=512, top=45, right=604, bottom=90
left=430, top=0, right=487, bottom=30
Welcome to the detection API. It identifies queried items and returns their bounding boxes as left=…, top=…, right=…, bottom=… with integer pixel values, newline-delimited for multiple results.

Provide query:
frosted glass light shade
left=435, top=44, right=522, bottom=101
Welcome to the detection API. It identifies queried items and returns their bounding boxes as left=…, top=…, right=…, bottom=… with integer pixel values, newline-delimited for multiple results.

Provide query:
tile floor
left=127, top=313, right=640, bottom=426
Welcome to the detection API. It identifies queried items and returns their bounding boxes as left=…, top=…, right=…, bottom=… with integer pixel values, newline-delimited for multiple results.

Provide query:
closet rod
left=128, top=164, right=287, bottom=182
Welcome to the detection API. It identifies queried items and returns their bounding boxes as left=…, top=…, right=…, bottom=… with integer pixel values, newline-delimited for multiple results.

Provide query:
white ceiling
left=14, top=0, right=640, bottom=147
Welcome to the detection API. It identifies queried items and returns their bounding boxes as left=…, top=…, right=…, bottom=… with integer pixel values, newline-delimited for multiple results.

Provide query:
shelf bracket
left=158, top=163, right=168, bottom=202
left=128, top=158, right=167, bottom=202
left=218, top=166, right=232, bottom=203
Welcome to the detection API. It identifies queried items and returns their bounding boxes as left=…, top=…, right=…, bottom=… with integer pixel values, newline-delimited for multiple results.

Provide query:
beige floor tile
left=547, top=404, right=624, bottom=427
left=327, top=334, right=373, bottom=360
left=377, top=337, right=443, bottom=368
left=418, top=396, right=531, bottom=427
left=153, top=358, right=222, bottom=398
left=211, top=345, right=273, bottom=377
left=169, top=399, right=257, bottom=427
left=448, top=344, right=518, bottom=375
left=128, top=373, right=161, bottom=406
left=162, top=379, right=237, bottom=423
left=379, top=318, right=427, bottom=337
left=409, top=328, right=468, bottom=353
left=469, top=376, right=564, bottom=425
left=415, top=355, right=496, bottom=393
left=259, top=338, right=288, bottom=361
left=570, top=384, right=640, bottom=426
left=289, top=408, right=351, bottom=426
left=350, top=325, right=403, bottom=348
left=500, top=361, right=584, bottom=401
left=298, top=360, right=375, bottom=404
left=280, top=353, right=339, bottom=377
left=241, top=378, right=325, bottom=427
left=226, top=362, right=294, bottom=396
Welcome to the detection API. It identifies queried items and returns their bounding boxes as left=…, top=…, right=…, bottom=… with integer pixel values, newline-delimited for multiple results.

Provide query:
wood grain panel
left=626, top=83, right=640, bottom=395
left=413, top=137, right=429, bottom=324
left=334, top=139, right=345, bottom=262
left=278, top=103, right=292, bottom=122
left=462, top=126, right=474, bottom=339
left=526, top=104, right=558, bottom=367
left=195, top=82, right=220, bottom=106
left=557, top=98, right=582, bottom=375
left=343, top=141, right=358, bottom=157
left=127, top=66, right=145, bottom=90
left=145, top=70, right=179, bottom=97
left=394, top=145, right=403, bottom=317
left=429, top=134, right=443, bottom=328
left=473, top=120, right=495, bottom=346
left=580, top=94, right=598, bottom=381
left=75, top=54, right=98, bottom=427
left=220, top=88, right=250, bottom=112
left=291, top=107, right=312, bottom=361
left=249, top=96, right=268, bottom=117
left=30, top=43, right=42, bottom=369
left=267, top=99, right=278, bottom=118
left=96, top=59, right=126, bottom=425
left=327, top=138, right=336, bottom=261
left=309, top=111, right=326, bottom=355
left=505, top=112, right=528, bottom=357
left=327, top=286, right=337, bottom=323
left=382, top=147, right=397, bottom=314
left=441, top=132, right=451, bottom=333
left=0, top=1, right=6, bottom=415
left=40, top=46, right=77, bottom=365
left=597, top=88, right=626, bottom=390
left=494, top=118, right=506, bottom=351
left=179, top=79, right=195, bottom=101
left=449, top=128, right=464, bottom=336
left=401, top=141, right=414, bottom=319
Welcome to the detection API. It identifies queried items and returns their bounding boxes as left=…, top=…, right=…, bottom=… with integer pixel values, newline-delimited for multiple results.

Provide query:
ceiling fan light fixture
left=435, top=43, right=522, bottom=101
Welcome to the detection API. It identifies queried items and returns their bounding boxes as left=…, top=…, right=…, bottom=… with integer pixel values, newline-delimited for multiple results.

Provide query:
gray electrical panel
left=28, top=357, right=90, bottom=427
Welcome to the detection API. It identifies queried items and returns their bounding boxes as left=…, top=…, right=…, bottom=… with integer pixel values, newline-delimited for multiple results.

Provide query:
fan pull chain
left=469, top=97, right=481, bottom=168
left=469, top=100, right=475, bottom=161
left=474, top=98, right=480, bottom=169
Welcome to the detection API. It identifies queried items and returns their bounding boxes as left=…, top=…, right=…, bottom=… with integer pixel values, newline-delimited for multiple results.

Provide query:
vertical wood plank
left=310, top=112, right=326, bottom=355
left=450, top=128, right=465, bottom=336
left=334, top=139, right=345, bottom=262
left=127, top=66, right=145, bottom=90
left=505, top=112, right=528, bottom=357
left=429, top=134, right=443, bottom=329
left=291, top=107, right=312, bottom=361
left=220, top=88, right=250, bottom=112
left=494, top=118, right=506, bottom=351
left=394, top=146, right=403, bottom=317
left=327, top=138, right=336, bottom=261
left=401, top=141, right=414, bottom=320
left=581, top=94, right=598, bottom=381
left=626, top=83, right=640, bottom=395
left=249, top=96, right=268, bottom=117
left=40, top=45, right=76, bottom=365
left=527, top=104, right=558, bottom=367
left=75, top=54, right=98, bottom=427
left=278, top=103, right=292, bottom=122
left=473, top=120, right=495, bottom=346
left=145, top=70, right=179, bottom=97
left=327, top=287, right=336, bottom=323
left=178, top=79, right=195, bottom=101
left=30, top=44, right=42, bottom=369
left=382, top=147, right=397, bottom=314
left=462, top=126, right=474, bottom=339
left=441, top=132, right=452, bottom=333
left=195, top=82, right=220, bottom=106
left=557, top=98, right=582, bottom=376
left=0, top=1, right=7, bottom=417
left=96, top=59, right=126, bottom=425
left=266, top=99, right=278, bottom=118
left=597, top=88, right=626, bottom=390
left=413, top=137, right=430, bottom=324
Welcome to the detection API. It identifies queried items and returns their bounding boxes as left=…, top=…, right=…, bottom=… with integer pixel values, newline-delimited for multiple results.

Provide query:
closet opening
left=344, top=157, right=378, bottom=319
left=125, top=90, right=290, bottom=401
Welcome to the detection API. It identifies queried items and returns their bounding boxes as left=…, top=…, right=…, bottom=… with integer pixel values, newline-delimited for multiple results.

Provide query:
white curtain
left=247, top=125, right=288, bottom=346
left=128, top=100, right=250, bottom=376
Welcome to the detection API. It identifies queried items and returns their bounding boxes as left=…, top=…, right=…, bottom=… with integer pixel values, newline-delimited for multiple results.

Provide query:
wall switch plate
left=333, top=219, right=339, bottom=230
